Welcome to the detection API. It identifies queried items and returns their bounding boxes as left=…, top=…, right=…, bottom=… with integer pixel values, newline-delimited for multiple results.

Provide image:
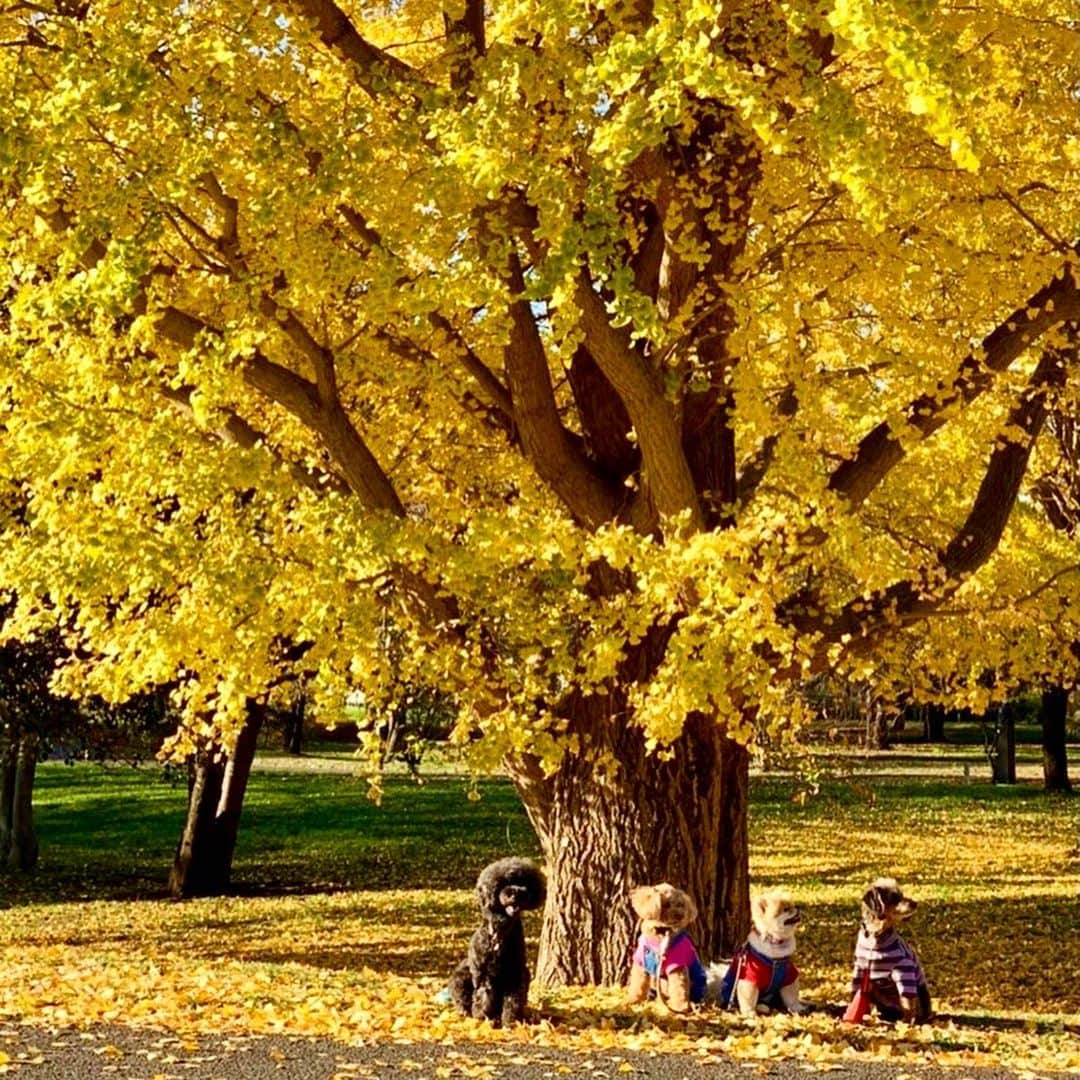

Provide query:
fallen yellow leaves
left=1, top=787, right=1078, bottom=1072
left=0, top=889, right=1077, bottom=1073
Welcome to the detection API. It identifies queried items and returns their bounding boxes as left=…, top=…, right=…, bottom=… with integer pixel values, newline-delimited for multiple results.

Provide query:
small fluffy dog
left=716, top=888, right=805, bottom=1015
left=626, top=882, right=708, bottom=1013
left=448, top=857, right=546, bottom=1025
left=848, top=878, right=931, bottom=1023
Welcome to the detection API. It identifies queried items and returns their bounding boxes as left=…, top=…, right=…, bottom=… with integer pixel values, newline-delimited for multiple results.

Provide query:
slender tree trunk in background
left=512, top=685, right=750, bottom=986
left=1040, top=687, right=1072, bottom=793
left=865, top=693, right=891, bottom=750
left=924, top=705, right=947, bottom=743
left=283, top=692, right=305, bottom=755
left=988, top=706, right=1017, bottom=785
left=7, top=731, right=39, bottom=871
left=0, top=728, right=17, bottom=862
left=169, top=702, right=265, bottom=897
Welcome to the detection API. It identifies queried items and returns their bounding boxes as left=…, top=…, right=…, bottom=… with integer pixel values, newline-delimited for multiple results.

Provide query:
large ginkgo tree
left=2, top=0, right=1079, bottom=981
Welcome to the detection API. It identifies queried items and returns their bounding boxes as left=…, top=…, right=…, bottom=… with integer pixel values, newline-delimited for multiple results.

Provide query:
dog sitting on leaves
left=626, top=882, right=708, bottom=1013
left=848, top=877, right=931, bottom=1023
left=716, top=888, right=805, bottom=1015
left=448, top=857, right=546, bottom=1025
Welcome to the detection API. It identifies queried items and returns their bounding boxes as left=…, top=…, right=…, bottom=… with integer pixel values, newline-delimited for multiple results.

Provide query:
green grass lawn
left=12, top=761, right=538, bottom=901
left=10, top=755, right=1077, bottom=904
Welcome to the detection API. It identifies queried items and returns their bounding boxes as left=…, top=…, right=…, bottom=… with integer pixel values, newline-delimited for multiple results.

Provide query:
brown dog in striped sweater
left=848, top=878, right=932, bottom=1023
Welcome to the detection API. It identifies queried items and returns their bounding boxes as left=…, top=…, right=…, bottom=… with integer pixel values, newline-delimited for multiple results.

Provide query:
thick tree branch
left=574, top=273, right=704, bottom=530
left=735, top=386, right=798, bottom=506
left=567, top=345, right=640, bottom=484
left=150, top=302, right=405, bottom=515
left=503, top=255, right=619, bottom=529
left=829, top=261, right=1080, bottom=505
left=443, top=0, right=484, bottom=89
left=254, top=291, right=338, bottom=405
left=159, top=385, right=351, bottom=497
left=40, top=208, right=470, bottom=653
left=809, top=341, right=1069, bottom=643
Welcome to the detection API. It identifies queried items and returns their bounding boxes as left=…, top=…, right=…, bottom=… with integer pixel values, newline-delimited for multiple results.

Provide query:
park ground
left=0, top=735, right=1078, bottom=1077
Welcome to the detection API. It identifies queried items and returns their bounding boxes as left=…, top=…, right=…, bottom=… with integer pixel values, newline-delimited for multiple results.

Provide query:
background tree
left=2, top=0, right=1080, bottom=982
left=169, top=697, right=266, bottom=897
left=1032, top=410, right=1080, bottom=793
left=0, top=626, right=70, bottom=870
left=1038, top=687, right=1072, bottom=794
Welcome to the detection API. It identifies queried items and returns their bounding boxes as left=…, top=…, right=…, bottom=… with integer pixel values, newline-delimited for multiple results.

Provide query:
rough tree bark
left=169, top=701, right=265, bottom=897
left=1040, top=687, right=1072, bottom=793
left=512, top=655, right=750, bottom=985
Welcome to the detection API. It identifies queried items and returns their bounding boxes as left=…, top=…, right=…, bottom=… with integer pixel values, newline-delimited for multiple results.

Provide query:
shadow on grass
left=933, top=1012, right=1080, bottom=1035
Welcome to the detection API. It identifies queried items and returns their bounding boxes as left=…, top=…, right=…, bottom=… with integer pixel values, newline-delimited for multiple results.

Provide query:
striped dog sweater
left=850, top=927, right=926, bottom=1000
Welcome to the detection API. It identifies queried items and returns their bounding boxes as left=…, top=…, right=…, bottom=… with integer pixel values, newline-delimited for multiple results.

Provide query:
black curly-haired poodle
left=448, top=857, right=547, bottom=1025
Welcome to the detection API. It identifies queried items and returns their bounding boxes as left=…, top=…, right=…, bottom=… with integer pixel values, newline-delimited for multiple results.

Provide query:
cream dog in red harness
left=716, top=889, right=805, bottom=1015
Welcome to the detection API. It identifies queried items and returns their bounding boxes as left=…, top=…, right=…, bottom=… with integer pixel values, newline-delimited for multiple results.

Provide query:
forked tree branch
left=502, top=254, right=619, bottom=529
left=574, top=271, right=704, bottom=530
left=284, top=0, right=431, bottom=95
left=148, top=301, right=405, bottom=515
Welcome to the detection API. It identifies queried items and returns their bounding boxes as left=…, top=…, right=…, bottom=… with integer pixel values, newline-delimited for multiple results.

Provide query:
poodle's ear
left=475, top=862, right=504, bottom=911
left=630, top=885, right=662, bottom=921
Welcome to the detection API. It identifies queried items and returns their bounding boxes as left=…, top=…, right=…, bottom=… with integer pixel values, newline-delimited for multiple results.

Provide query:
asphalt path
left=0, top=1023, right=1068, bottom=1080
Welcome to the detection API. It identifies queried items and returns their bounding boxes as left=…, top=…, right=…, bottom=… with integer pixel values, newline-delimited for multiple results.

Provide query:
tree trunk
left=1040, top=687, right=1072, bottom=793
left=6, top=732, right=39, bottom=871
left=0, top=727, right=16, bottom=861
left=924, top=705, right=947, bottom=742
left=987, top=706, right=1017, bottom=784
left=283, top=691, right=305, bottom=755
left=512, top=694, right=749, bottom=986
left=169, top=702, right=264, bottom=897
left=865, top=692, right=891, bottom=749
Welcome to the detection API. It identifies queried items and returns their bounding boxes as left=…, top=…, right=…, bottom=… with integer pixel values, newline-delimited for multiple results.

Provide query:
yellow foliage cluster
left=1, top=0, right=1079, bottom=769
